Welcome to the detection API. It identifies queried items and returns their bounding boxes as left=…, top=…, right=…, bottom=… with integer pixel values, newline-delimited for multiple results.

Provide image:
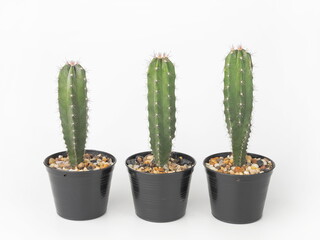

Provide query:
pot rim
left=44, top=149, right=117, bottom=175
left=126, top=151, right=196, bottom=176
left=203, top=151, right=275, bottom=177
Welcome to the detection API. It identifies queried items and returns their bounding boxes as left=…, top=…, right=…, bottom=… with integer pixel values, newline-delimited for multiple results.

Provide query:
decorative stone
left=257, top=160, right=264, bottom=167
left=205, top=154, right=273, bottom=175
left=128, top=154, right=193, bottom=174
left=246, top=155, right=252, bottom=163
left=49, top=158, right=55, bottom=164
left=49, top=153, right=113, bottom=171
left=251, top=163, right=259, bottom=169
left=78, top=162, right=84, bottom=169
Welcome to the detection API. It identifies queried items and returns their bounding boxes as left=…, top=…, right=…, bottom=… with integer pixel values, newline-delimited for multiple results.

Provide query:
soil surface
left=48, top=153, right=113, bottom=171
left=205, top=154, right=273, bottom=175
left=127, top=154, right=194, bottom=174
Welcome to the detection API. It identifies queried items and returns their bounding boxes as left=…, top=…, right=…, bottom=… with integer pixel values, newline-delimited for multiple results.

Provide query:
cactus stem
left=147, top=55, right=176, bottom=166
left=58, top=63, right=88, bottom=166
left=223, top=48, right=253, bottom=166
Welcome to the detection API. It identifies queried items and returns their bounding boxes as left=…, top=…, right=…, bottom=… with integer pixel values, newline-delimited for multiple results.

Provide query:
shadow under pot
left=126, top=151, right=196, bottom=222
left=204, top=152, right=275, bottom=224
left=44, top=149, right=116, bottom=220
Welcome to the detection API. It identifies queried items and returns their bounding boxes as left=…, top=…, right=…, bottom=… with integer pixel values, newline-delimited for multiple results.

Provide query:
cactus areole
left=58, top=62, right=88, bottom=167
left=147, top=54, right=176, bottom=167
left=223, top=47, right=253, bottom=166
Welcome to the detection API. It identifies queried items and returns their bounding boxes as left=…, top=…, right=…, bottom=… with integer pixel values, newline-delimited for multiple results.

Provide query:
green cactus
left=223, top=47, right=253, bottom=166
left=147, top=54, right=176, bottom=167
left=58, top=61, right=88, bottom=166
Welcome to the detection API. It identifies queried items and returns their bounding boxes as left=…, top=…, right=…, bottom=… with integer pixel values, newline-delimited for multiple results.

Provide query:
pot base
left=136, top=212, right=185, bottom=223
left=57, top=210, right=106, bottom=221
left=212, top=213, right=262, bottom=224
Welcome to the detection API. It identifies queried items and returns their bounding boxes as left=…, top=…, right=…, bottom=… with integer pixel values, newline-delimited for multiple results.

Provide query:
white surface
left=0, top=0, right=318, bottom=239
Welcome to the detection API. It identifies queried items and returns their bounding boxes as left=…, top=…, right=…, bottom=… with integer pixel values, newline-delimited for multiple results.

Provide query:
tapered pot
left=126, top=151, right=196, bottom=222
left=204, top=152, right=275, bottom=224
left=44, top=149, right=116, bottom=220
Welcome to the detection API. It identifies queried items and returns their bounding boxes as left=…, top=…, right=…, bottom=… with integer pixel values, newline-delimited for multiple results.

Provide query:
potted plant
left=203, top=47, right=275, bottom=224
left=126, top=54, right=196, bottom=222
left=44, top=62, right=116, bottom=220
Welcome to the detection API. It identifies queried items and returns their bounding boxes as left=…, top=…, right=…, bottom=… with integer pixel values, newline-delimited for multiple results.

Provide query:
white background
left=0, top=0, right=319, bottom=239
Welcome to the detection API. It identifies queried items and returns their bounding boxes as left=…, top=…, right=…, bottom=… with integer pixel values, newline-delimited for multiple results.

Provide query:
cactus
left=223, top=47, right=253, bottom=166
left=147, top=54, right=176, bottom=167
left=58, top=62, right=88, bottom=166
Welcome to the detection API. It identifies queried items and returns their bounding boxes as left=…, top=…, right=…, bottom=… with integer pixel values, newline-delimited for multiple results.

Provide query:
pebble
left=49, top=158, right=55, bottom=164
left=145, top=155, right=153, bottom=161
left=249, top=168, right=259, bottom=174
left=135, top=156, right=144, bottom=164
left=251, top=163, right=259, bottom=169
left=257, top=160, right=264, bottom=167
left=234, top=166, right=244, bottom=173
left=78, top=162, right=84, bottom=169
left=219, top=160, right=225, bottom=167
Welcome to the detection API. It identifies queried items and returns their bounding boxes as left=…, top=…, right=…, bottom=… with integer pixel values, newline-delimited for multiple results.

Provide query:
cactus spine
left=223, top=47, right=253, bottom=166
left=58, top=62, right=88, bottom=166
left=147, top=54, right=176, bottom=167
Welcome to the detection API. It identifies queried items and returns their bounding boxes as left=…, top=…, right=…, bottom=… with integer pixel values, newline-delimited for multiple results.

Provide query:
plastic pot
left=126, top=151, right=196, bottom=222
left=204, top=152, right=275, bottom=224
left=44, top=149, right=116, bottom=220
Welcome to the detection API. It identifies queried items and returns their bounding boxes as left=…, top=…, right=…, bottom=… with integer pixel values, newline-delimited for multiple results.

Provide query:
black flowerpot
left=204, top=152, right=275, bottom=224
left=126, top=151, right=196, bottom=222
left=44, top=150, right=116, bottom=220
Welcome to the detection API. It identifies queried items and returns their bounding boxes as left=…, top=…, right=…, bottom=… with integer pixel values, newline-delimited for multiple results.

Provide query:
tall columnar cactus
left=223, top=47, right=253, bottom=166
left=147, top=54, right=176, bottom=167
left=58, top=62, right=88, bottom=166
